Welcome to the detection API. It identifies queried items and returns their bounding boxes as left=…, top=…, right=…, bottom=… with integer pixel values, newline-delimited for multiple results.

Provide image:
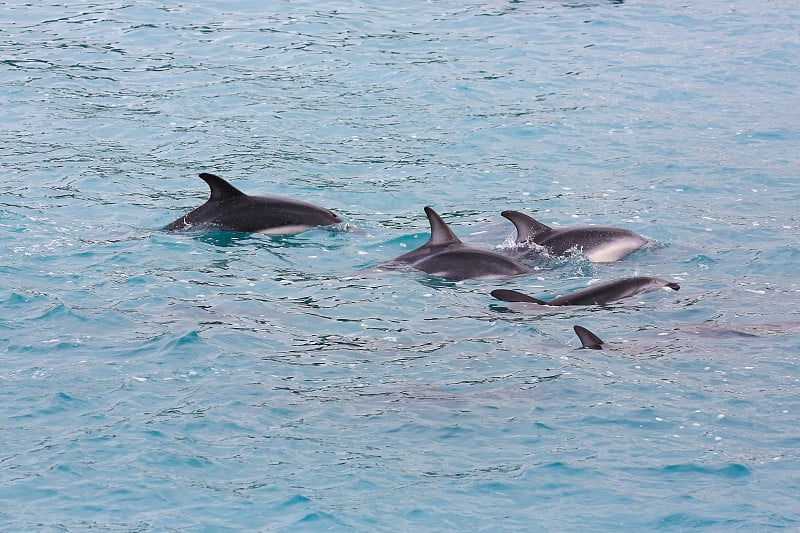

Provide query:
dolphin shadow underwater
left=373, top=206, right=533, bottom=281
left=501, top=210, right=648, bottom=262
left=164, top=173, right=344, bottom=234
left=491, top=276, right=680, bottom=311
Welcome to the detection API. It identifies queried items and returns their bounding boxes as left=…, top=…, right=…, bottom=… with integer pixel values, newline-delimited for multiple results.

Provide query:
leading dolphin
left=381, top=207, right=532, bottom=280
left=501, top=210, right=648, bottom=262
left=491, top=276, right=679, bottom=307
left=164, top=173, right=343, bottom=233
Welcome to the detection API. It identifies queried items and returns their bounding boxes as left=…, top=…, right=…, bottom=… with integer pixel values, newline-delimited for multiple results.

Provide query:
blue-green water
left=2, top=1, right=799, bottom=530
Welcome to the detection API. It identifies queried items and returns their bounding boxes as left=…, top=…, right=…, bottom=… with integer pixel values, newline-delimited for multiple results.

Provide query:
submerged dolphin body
left=570, top=323, right=781, bottom=357
left=382, top=207, right=532, bottom=280
left=164, top=173, right=342, bottom=234
left=491, top=276, right=680, bottom=307
left=501, top=210, right=648, bottom=262
left=573, top=323, right=765, bottom=351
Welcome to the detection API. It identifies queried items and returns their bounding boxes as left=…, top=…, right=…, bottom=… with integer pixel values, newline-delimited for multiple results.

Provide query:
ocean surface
left=2, top=1, right=799, bottom=530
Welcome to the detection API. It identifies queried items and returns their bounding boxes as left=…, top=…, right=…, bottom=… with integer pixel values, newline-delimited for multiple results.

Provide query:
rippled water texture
left=2, top=1, right=799, bottom=530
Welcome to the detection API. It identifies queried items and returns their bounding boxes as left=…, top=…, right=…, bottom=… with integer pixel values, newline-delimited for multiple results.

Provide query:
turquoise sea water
left=2, top=1, right=799, bottom=530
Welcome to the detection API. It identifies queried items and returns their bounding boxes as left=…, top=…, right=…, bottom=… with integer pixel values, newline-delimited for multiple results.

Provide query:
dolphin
left=501, top=210, right=648, bottom=262
left=573, top=318, right=800, bottom=351
left=573, top=323, right=765, bottom=351
left=491, top=276, right=679, bottom=307
left=570, top=323, right=777, bottom=357
left=164, top=173, right=343, bottom=233
left=381, top=207, right=532, bottom=280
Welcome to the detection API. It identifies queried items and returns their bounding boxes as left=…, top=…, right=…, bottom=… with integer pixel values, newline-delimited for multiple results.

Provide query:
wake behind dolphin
left=164, top=173, right=343, bottom=234
left=491, top=276, right=679, bottom=308
left=501, top=210, right=648, bottom=262
left=378, top=207, right=532, bottom=280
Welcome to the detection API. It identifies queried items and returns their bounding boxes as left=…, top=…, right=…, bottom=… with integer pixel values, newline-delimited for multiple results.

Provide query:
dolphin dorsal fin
left=424, top=206, right=462, bottom=246
left=574, top=325, right=604, bottom=350
left=199, top=173, right=246, bottom=202
left=501, top=210, right=552, bottom=243
left=490, top=289, right=547, bottom=305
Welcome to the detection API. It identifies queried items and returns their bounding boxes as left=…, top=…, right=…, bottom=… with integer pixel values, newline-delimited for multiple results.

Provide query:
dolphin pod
left=164, top=176, right=529, bottom=279
left=163, top=174, right=702, bottom=352
left=164, top=173, right=343, bottom=234
left=501, top=210, right=648, bottom=262
left=158, top=173, right=779, bottom=355
left=164, top=175, right=652, bottom=279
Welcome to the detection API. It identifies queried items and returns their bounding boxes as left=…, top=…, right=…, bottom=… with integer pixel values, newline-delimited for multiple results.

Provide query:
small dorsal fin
left=490, top=289, right=547, bottom=305
left=199, top=173, right=246, bottom=202
left=501, top=210, right=552, bottom=243
left=424, top=206, right=462, bottom=246
left=574, top=325, right=604, bottom=350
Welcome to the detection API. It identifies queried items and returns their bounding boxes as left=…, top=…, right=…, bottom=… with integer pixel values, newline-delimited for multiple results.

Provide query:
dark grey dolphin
left=573, top=319, right=800, bottom=353
left=491, top=276, right=679, bottom=307
left=570, top=323, right=776, bottom=357
left=501, top=210, right=648, bottom=262
left=383, top=207, right=532, bottom=280
left=164, top=173, right=342, bottom=233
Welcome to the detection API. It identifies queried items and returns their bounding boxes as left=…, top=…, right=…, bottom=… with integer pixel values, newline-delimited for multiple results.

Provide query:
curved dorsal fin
left=501, top=210, right=552, bottom=243
left=490, top=289, right=547, bottom=305
left=199, top=173, right=246, bottom=202
left=574, top=325, right=605, bottom=350
left=424, top=206, right=462, bottom=246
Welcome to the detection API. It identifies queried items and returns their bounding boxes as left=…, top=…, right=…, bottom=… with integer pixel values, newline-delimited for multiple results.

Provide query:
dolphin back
left=548, top=277, right=679, bottom=305
left=501, top=210, right=552, bottom=244
left=199, top=173, right=247, bottom=201
left=164, top=172, right=342, bottom=233
left=424, top=206, right=462, bottom=246
left=574, top=325, right=605, bottom=349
